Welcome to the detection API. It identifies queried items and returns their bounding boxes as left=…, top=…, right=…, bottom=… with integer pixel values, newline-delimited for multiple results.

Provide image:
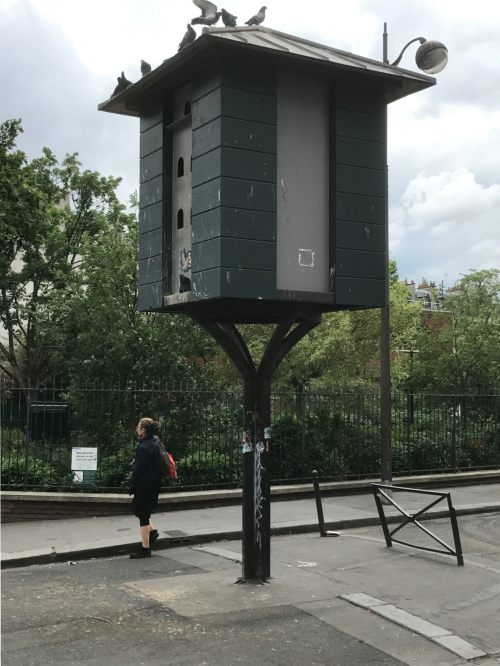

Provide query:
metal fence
left=1, top=382, right=499, bottom=491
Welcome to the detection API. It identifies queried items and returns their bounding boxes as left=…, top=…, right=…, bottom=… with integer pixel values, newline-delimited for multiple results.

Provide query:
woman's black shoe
left=149, top=529, right=159, bottom=547
left=130, top=546, right=151, bottom=559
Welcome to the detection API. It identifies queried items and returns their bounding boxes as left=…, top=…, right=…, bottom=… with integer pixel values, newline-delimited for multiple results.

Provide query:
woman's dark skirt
left=131, top=478, right=162, bottom=518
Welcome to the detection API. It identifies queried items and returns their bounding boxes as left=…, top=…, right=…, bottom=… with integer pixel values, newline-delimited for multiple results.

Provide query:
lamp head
left=415, top=40, right=448, bottom=74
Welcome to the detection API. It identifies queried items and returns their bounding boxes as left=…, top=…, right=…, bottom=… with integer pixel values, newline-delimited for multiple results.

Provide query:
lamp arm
left=390, top=36, right=426, bottom=66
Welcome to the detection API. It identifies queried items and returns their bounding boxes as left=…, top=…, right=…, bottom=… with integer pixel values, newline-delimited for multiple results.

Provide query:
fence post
left=312, top=470, right=326, bottom=536
left=373, top=486, right=392, bottom=547
left=451, top=395, right=457, bottom=470
left=312, top=470, right=340, bottom=537
left=24, top=394, right=31, bottom=491
left=447, top=494, right=464, bottom=566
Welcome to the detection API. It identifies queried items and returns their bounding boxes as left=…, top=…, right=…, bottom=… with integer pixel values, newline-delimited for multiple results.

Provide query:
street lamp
left=379, top=23, right=448, bottom=490
left=383, top=22, right=448, bottom=73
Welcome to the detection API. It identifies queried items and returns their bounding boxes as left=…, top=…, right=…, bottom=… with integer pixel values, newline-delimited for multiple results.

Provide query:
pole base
left=235, top=576, right=271, bottom=585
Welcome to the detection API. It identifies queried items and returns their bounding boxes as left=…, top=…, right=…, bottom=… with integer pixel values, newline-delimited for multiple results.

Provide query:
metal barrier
left=312, top=470, right=340, bottom=537
left=372, top=484, right=464, bottom=566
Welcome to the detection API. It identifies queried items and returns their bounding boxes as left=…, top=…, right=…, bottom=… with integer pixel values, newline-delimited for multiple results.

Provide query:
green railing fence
left=1, top=382, right=499, bottom=491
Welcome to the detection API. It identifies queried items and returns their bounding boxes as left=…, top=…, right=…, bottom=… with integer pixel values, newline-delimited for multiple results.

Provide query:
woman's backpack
left=152, top=437, right=177, bottom=480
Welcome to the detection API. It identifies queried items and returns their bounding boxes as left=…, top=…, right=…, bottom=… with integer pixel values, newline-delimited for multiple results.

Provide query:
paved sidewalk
left=2, top=481, right=500, bottom=568
left=2, top=482, right=500, bottom=666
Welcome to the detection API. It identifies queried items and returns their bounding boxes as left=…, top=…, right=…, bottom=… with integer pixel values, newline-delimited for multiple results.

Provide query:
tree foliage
left=1, top=119, right=127, bottom=387
left=411, top=269, right=500, bottom=393
left=0, top=120, right=213, bottom=391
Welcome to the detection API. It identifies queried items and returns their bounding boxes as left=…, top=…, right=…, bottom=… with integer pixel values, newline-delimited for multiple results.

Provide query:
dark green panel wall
left=138, top=109, right=164, bottom=311
left=192, top=208, right=276, bottom=244
left=336, top=220, right=385, bottom=252
left=191, top=237, right=276, bottom=272
left=335, top=276, right=385, bottom=306
left=191, top=63, right=277, bottom=301
left=334, top=88, right=387, bottom=307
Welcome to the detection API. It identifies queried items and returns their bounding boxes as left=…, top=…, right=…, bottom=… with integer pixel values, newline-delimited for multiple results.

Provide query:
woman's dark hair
left=139, top=417, right=160, bottom=438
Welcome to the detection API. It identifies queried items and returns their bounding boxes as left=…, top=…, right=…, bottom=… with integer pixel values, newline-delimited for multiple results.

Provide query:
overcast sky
left=1, top=0, right=499, bottom=287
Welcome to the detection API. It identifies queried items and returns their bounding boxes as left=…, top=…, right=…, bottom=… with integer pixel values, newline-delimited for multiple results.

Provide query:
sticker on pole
left=242, top=431, right=253, bottom=454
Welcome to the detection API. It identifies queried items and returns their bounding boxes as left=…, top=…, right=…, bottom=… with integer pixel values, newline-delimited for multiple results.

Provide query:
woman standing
left=129, top=417, right=162, bottom=558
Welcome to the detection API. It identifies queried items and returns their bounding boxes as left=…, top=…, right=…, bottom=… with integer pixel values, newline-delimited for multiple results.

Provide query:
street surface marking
left=341, top=593, right=487, bottom=660
left=192, top=545, right=242, bottom=563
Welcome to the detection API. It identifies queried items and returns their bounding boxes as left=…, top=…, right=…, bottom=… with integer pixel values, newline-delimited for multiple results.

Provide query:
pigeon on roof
left=179, top=23, right=197, bottom=50
left=141, top=60, right=151, bottom=76
left=111, top=72, right=132, bottom=97
left=191, top=0, right=221, bottom=26
left=245, top=6, right=267, bottom=25
left=221, top=8, right=237, bottom=27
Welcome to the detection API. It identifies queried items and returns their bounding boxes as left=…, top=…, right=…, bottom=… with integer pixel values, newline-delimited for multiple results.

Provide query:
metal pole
left=447, top=494, right=464, bottom=566
left=373, top=487, right=392, bottom=547
left=380, top=165, right=392, bottom=489
left=312, top=470, right=326, bottom=536
left=241, top=373, right=271, bottom=581
left=256, top=376, right=271, bottom=580
left=242, top=377, right=258, bottom=580
left=383, top=22, right=389, bottom=64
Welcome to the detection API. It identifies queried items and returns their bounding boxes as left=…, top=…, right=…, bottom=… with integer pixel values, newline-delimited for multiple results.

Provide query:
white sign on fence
left=71, top=447, right=98, bottom=471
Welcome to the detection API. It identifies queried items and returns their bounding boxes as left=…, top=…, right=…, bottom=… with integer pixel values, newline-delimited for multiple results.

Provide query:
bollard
left=312, top=470, right=340, bottom=537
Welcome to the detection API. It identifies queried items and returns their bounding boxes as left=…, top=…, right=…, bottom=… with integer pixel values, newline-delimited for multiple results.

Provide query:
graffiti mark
left=254, top=441, right=265, bottom=549
left=280, top=178, right=287, bottom=201
left=329, top=266, right=336, bottom=291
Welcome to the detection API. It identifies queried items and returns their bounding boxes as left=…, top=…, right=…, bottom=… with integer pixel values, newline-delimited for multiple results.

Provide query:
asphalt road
left=2, top=514, right=500, bottom=666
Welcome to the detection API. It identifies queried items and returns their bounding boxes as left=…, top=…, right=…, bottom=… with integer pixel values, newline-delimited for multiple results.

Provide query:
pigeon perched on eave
left=141, top=60, right=151, bottom=76
left=179, top=24, right=197, bottom=51
left=221, top=8, right=237, bottom=27
left=191, top=0, right=221, bottom=26
left=111, top=72, right=133, bottom=97
left=245, top=5, right=267, bottom=25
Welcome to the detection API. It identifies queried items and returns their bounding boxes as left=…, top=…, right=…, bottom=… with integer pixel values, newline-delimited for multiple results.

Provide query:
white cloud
left=391, top=168, right=500, bottom=282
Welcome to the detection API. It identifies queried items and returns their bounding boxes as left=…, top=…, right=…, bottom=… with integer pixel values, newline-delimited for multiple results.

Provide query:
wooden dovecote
left=99, top=26, right=435, bottom=322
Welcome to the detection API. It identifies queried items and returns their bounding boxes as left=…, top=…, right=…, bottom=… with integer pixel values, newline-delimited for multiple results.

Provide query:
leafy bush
left=179, top=449, right=240, bottom=487
left=271, top=409, right=380, bottom=481
left=96, top=452, right=134, bottom=489
left=1, top=458, right=72, bottom=488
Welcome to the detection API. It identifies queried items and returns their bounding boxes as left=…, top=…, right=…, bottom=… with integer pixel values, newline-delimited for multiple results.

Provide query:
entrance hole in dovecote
left=177, top=209, right=184, bottom=229
left=184, top=102, right=191, bottom=116
left=177, top=157, right=184, bottom=178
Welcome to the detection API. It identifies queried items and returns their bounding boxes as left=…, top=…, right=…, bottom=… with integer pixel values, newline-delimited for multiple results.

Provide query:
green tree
left=0, top=119, right=129, bottom=389
left=412, top=269, right=500, bottom=393
left=52, top=216, right=213, bottom=386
